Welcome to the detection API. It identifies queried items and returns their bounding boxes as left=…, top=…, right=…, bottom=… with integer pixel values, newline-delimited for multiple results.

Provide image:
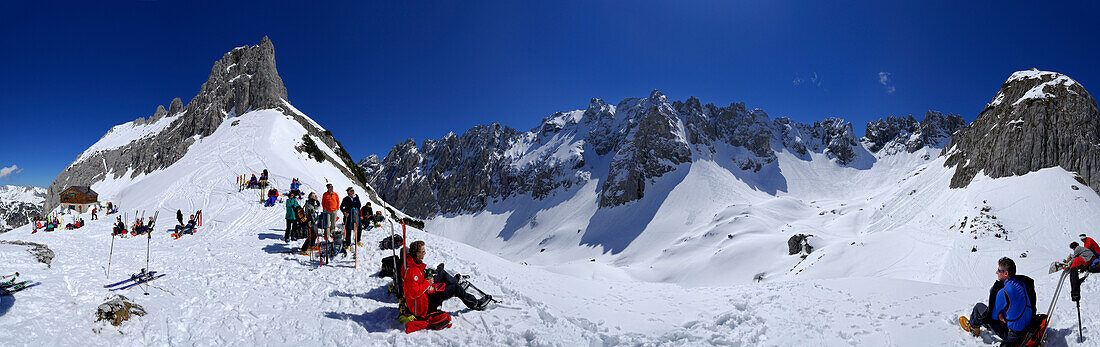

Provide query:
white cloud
left=878, top=72, right=896, bottom=94
left=793, top=72, right=822, bottom=88
left=0, top=165, right=22, bottom=179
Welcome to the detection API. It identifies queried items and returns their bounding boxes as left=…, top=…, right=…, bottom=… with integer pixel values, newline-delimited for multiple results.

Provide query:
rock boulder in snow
left=95, top=295, right=146, bottom=327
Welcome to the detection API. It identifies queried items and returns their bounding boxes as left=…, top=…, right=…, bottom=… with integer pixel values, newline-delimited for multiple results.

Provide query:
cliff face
left=944, top=69, right=1100, bottom=192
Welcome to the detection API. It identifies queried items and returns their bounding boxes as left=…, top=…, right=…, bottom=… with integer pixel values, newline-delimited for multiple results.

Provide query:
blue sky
left=1, top=1, right=1098, bottom=188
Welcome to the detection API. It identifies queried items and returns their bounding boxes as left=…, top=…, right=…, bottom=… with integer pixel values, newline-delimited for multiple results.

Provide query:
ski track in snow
left=3, top=109, right=1100, bottom=345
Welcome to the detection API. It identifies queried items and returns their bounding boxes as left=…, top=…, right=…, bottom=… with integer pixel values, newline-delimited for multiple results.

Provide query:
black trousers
left=427, top=269, right=478, bottom=311
left=970, top=303, right=1021, bottom=343
left=285, top=219, right=296, bottom=240
left=301, top=220, right=316, bottom=251
left=1069, top=261, right=1100, bottom=300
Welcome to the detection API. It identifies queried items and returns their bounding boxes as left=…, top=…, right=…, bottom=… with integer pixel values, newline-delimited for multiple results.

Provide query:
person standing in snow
left=321, top=184, right=340, bottom=242
left=284, top=192, right=301, bottom=242
left=300, top=192, right=321, bottom=252
left=340, top=187, right=362, bottom=248
left=91, top=208, right=98, bottom=220
left=964, top=257, right=1035, bottom=343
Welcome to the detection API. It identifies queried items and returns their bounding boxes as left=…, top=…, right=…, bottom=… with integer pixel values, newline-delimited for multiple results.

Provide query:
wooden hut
left=59, top=186, right=99, bottom=213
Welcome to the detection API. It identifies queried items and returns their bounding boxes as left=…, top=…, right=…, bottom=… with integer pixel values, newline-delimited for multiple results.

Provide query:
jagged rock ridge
left=46, top=37, right=366, bottom=211
left=365, top=90, right=962, bottom=219
left=944, top=69, right=1100, bottom=192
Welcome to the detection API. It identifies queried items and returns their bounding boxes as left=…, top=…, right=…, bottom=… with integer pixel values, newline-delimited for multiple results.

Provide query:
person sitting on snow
left=1067, top=241, right=1100, bottom=302
left=247, top=174, right=259, bottom=188
left=265, top=188, right=279, bottom=207
left=113, top=217, right=127, bottom=236
left=289, top=178, right=303, bottom=197
left=131, top=218, right=144, bottom=234
left=963, top=257, right=1035, bottom=343
left=403, top=241, right=491, bottom=317
left=174, top=215, right=197, bottom=237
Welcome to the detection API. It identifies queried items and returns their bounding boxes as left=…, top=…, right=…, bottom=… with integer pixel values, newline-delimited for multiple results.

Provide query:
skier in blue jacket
left=965, top=257, right=1035, bottom=343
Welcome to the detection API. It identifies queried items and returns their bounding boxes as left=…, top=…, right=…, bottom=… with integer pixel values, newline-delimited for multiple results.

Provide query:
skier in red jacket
left=402, top=240, right=491, bottom=333
left=402, top=241, right=451, bottom=333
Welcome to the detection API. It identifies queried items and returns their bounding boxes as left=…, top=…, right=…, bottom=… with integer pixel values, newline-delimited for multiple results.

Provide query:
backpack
left=295, top=206, right=307, bottom=223
left=1018, top=314, right=1049, bottom=346
left=404, top=311, right=451, bottom=333
left=380, top=234, right=404, bottom=250
left=380, top=255, right=403, bottom=279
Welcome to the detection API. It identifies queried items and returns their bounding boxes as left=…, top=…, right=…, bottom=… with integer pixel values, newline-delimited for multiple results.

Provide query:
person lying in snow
left=402, top=240, right=492, bottom=333
left=963, top=257, right=1035, bottom=343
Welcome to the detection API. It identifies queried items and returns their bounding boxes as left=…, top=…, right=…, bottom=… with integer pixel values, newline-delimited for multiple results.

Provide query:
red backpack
left=404, top=311, right=452, bottom=333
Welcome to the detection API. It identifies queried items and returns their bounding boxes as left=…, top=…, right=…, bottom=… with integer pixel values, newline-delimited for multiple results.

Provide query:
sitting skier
left=113, top=217, right=127, bottom=236
left=265, top=188, right=279, bottom=207
left=403, top=241, right=491, bottom=325
left=289, top=178, right=303, bottom=197
left=963, top=257, right=1035, bottom=343
left=1067, top=241, right=1100, bottom=301
left=174, top=215, right=197, bottom=237
left=247, top=174, right=259, bottom=188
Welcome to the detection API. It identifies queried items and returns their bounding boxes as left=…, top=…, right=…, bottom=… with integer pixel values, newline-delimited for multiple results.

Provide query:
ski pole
left=0, top=272, right=16, bottom=279
left=107, top=232, right=115, bottom=279
left=1078, top=300, right=1085, bottom=343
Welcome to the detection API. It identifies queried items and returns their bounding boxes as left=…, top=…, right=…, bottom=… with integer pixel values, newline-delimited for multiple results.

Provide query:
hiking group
left=960, top=234, right=1100, bottom=345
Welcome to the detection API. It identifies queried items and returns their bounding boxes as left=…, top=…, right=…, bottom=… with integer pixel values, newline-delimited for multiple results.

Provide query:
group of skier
left=962, top=234, right=1100, bottom=345
left=245, top=169, right=270, bottom=189
left=284, top=184, right=382, bottom=252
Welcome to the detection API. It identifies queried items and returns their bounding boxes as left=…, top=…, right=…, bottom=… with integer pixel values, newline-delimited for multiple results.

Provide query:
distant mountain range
left=0, top=185, right=46, bottom=232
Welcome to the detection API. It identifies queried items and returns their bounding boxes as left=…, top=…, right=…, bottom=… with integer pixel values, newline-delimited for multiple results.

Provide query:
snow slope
left=3, top=105, right=1100, bottom=345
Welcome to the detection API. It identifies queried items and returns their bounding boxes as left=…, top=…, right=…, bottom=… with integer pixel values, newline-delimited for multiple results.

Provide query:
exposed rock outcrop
left=864, top=111, right=966, bottom=154
left=944, top=69, right=1100, bottom=192
left=46, top=37, right=368, bottom=211
left=365, top=90, right=875, bottom=218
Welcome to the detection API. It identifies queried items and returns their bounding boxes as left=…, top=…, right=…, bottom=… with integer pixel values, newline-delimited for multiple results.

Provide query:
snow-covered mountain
left=0, top=185, right=46, bottom=232
left=4, top=33, right=1100, bottom=345
left=364, top=90, right=965, bottom=218
left=45, top=36, right=371, bottom=212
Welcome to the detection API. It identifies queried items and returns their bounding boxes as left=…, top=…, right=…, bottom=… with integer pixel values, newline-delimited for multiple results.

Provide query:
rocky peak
left=944, top=69, right=1100, bottom=192
left=168, top=97, right=183, bottom=115
left=367, top=92, right=886, bottom=218
left=46, top=37, right=313, bottom=211
left=864, top=110, right=965, bottom=154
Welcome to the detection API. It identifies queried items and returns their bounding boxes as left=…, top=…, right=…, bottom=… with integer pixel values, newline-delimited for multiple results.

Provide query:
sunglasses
left=996, top=269, right=1007, bottom=273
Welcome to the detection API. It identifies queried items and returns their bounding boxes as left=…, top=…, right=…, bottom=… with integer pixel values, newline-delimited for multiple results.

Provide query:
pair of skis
left=1, top=273, right=40, bottom=296
left=104, top=270, right=166, bottom=291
